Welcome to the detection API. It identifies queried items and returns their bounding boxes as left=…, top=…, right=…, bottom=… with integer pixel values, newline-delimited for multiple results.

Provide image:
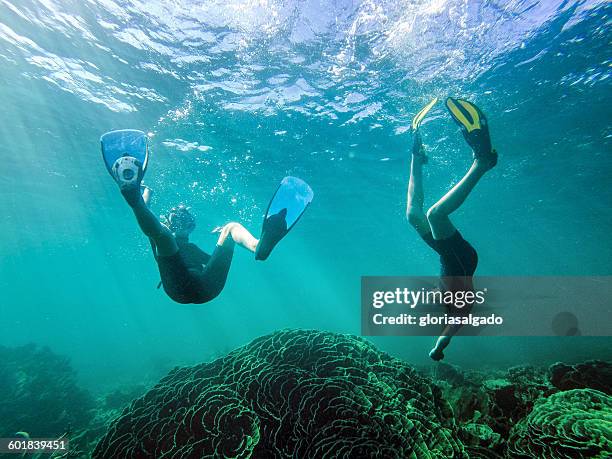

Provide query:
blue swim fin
left=255, top=176, right=314, bottom=261
left=101, top=129, right=149, bottom=190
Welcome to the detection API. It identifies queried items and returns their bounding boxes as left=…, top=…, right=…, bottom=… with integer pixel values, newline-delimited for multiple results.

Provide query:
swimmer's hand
left=211, top=224, right=232, bottom=237
left=429, top=336, right=451, bottom=361
left=211, top=223, right=235, bottom=246
left=429, top=347, right=444, bottom=361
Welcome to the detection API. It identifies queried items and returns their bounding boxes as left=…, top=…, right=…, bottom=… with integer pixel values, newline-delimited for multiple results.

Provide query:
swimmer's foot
left=412, top=129, right=428, bottom=165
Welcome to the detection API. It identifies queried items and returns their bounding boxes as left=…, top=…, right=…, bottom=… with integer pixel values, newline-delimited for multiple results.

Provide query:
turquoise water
left=0, top=0, right=610, bottom=392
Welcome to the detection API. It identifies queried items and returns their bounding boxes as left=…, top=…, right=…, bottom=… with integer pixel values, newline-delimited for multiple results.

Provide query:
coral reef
left=507, top=389, right=612, bottom=458
left=93, top=329, right=465, bottom=458
left=63, top=384, right=151, bottom=457
left=549, top=360, right=612, bottom=394
left=3, top=337, right=610, bottom=458
left=0, top=343, right=94, bottom=438
left=483, top=365, right=554, bottom=438
left=423, top=363, right=553, bottom=455
left=425, top=362, right=612, bottom=459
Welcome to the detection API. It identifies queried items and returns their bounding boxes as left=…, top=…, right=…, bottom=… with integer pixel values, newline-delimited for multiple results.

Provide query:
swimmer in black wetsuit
left=127, top=186, right=259, bottom=304
left=104, top=130, right=312, bottom=305
left=406, top=98, right=498, bottom=361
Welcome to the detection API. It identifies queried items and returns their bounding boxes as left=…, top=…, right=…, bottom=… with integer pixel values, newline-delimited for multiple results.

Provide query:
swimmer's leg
left=195, top=222, right=258, bottom=302
left=191, top=223, right=256, bottom=303
left=213, top=222, right=259, bottom=253
left=426, top=159, right=493, bottom=240
left=195, top=237, right=236, bottom=303
left=406, top=130, right=431, bottom=237
left=123, top=187, right=178, bottom=257
left=430, top=282, right=476, bottom=360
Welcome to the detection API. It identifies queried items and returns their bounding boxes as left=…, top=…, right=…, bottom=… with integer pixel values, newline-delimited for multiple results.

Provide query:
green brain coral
left=93, top=329, right=465, bottom=458
left=507, top=388, right=612, bottom=459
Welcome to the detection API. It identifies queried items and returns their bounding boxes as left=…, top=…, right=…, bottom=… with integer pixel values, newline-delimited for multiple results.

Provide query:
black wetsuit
left=421, top=230, right=478, bottom=292
left=152, top=240, right=235, bottom=304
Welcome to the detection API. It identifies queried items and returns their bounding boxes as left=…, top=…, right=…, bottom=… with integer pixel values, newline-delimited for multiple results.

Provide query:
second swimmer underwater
left=406, top=97, right=497, bottom=360
left=102, top=130, right=313, bottom=304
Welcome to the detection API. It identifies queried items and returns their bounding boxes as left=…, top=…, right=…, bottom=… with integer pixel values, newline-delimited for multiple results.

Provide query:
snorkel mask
left=164, top=204, right=196, bottom=236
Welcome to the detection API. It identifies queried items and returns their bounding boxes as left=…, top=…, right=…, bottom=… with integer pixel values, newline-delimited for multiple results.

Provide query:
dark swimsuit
left=153, top=241, right=235, bottom=304
left=420, top=230, right=478, bottom=292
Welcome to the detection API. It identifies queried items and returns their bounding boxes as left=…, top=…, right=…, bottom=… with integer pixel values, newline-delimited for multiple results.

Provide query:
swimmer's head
left=165, top=204, right=196, bottom=237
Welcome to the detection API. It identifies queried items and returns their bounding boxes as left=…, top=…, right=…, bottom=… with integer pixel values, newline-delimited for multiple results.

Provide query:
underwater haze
left=0, top=0, right=611, bottom=394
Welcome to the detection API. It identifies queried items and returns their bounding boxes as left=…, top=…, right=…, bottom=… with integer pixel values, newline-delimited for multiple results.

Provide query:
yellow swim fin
left=445, top=97, right=484, bottom=133
left=411, top=98, right=438, bottom=131
left=446, top=97, right=495, bottom=164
